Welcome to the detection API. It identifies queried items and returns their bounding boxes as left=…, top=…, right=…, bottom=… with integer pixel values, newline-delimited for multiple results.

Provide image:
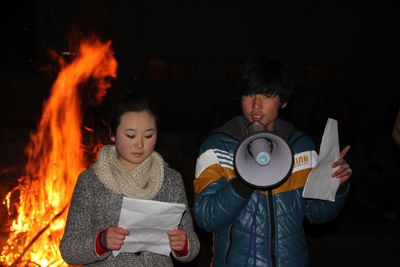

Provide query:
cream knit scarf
left=93, top=145, right=164, bottom=200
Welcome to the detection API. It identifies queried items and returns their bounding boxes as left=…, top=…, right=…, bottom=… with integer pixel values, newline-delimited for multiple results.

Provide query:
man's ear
left=281, top=102, right=288, bottom=109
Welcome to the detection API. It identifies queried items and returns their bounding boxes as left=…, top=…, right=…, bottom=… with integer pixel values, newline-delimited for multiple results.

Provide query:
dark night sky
left=2, top=2, right=36, bottom=67
left=2, top=1, right=399, bottom=131
left=3, top=2, right=400, bottom=72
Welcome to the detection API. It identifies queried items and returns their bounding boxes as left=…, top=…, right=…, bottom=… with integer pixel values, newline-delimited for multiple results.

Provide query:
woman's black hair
left=109, top=93, right=158, bottom=136
left=237, top=55, right=292, bottom=104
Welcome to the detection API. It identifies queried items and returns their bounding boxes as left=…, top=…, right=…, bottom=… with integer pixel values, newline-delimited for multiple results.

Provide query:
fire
left=1, top=36, right=117, bottom=266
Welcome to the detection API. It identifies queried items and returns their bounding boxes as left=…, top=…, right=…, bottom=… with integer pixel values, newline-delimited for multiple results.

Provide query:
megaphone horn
left=234, top=121, right=294, bottom=189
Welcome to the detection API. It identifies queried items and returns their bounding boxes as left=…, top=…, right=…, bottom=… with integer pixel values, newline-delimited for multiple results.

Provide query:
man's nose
left=252, top=96, right=262, bottom=108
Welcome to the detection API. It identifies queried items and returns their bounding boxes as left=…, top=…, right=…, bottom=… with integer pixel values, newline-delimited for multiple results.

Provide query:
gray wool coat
left=59, top=164, right=200, bottom=266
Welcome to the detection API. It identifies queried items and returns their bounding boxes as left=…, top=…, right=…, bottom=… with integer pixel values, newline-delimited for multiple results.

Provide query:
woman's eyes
left=125, top=134, right=154, bottom=139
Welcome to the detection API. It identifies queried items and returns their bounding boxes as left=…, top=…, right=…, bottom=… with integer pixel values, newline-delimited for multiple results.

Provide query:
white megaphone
left=233, top=121, right=294, bottom=189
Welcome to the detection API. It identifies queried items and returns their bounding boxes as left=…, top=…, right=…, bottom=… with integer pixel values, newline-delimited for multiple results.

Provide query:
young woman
left=60, top=94, right=200, bottom=266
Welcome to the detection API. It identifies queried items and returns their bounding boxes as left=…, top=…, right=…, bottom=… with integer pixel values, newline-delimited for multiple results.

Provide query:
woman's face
left=241, top=94, right=286, bottom=131
left=111, top=111, right=157, bottom=171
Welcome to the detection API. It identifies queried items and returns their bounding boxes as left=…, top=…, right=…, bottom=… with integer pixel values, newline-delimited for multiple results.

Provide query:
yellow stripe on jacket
left=194, top=149, right=318, bottom=195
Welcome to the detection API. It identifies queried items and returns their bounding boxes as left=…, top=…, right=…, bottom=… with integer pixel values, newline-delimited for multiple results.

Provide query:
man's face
left=241, top=94, right=286, bottom=131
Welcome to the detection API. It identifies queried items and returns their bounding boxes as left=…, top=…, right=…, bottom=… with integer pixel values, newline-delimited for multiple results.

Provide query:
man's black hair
left=237, top=56, right=292, bottom=104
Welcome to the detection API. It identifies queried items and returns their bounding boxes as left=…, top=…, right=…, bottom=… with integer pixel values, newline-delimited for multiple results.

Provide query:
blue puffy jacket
left=193, top=116, right=348, bottom=267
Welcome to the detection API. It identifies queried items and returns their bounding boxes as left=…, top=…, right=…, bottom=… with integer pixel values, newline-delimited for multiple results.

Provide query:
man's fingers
left=340, top=145, right=350, bottom=159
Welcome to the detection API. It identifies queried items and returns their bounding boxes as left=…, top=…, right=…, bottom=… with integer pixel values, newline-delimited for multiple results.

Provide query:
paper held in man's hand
left=113, top=197, right=186, bottom=257
left=302, top=118, right=341, bottom=202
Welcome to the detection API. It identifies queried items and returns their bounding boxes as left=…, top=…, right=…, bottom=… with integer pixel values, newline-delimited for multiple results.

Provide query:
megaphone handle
left=247, top=121, right=265, bottom=134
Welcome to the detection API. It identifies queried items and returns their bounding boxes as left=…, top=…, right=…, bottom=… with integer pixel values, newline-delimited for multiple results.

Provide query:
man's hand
left=331, top=145, right=352, bottom=184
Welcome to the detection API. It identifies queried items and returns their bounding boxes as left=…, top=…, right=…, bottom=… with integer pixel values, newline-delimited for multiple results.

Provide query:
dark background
left=0, top=1, right=399, bottom=266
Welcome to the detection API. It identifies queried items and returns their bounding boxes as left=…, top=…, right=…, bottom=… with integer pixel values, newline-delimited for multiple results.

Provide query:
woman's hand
left=168, top=229, right=187, bottom=252
left=101, top=226, right=129, bottom=250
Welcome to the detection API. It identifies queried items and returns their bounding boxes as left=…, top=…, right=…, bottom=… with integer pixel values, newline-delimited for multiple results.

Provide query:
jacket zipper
left=268, top=189, right=277, bottom=267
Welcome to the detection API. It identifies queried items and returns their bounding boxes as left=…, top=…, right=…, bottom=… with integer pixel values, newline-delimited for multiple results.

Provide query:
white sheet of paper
left=302, top=118, right=340, bottom=202
left=113, top=197, right=186, bottom=257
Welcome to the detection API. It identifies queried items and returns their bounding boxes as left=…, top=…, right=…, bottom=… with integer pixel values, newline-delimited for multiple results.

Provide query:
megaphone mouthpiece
left=248, top=138, right=272, bottom=166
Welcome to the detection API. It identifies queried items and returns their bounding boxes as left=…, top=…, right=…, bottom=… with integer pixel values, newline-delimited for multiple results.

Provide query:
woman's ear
left=108, top=128, right=115, bottom=142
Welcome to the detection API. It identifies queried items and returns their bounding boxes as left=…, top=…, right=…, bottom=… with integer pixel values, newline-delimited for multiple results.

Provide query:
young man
left=193, top=56, right=352, bottom=267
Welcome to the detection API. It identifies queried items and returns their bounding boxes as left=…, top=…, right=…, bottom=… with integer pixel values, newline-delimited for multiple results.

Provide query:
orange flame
left=1, top=36, right=117, bottom=266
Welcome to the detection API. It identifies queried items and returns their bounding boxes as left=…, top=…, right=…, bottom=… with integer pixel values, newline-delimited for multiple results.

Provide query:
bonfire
left=0, top=35, right=117, bottom=267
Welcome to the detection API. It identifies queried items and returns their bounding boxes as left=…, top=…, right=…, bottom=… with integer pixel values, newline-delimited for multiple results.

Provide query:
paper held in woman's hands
left=302, top=118, right=341, bottom=202
left=113, top=197, right=186, bottom=256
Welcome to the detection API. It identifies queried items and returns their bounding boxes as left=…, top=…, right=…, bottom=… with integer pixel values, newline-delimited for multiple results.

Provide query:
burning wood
left=1, top=36, right=117, bottom=266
